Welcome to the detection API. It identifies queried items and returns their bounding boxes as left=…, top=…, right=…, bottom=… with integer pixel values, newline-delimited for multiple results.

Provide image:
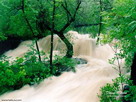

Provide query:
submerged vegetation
left=0, top=0, right=136, bottom=101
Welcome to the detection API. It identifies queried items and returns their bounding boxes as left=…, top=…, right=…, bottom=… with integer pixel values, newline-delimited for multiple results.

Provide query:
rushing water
left=0, top=31, right=125, bottom=102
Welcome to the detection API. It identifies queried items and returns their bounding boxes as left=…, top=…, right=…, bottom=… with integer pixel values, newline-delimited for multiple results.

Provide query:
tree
left=73, top=0, right=114, bottom=36
left=0, top=0, right=82, bottom=58
left=42, top=0, right=82, bottom=58
left=97, top=0, right=102, bottom=42
left=21, top=0, right=41, bottom=62
left=50, top=0, right=56, bottom=74
left=0, top=0, right=44, bottom=58
left=102, top=0, right=136, bottom=84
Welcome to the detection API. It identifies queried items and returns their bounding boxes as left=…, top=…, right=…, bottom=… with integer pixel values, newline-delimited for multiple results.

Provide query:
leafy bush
left=0, top=55, right=51, bottom=95
left=99, top=0, right=136, bottom=101
left=0, top=49, right=76, bottom=95
left=0, top=59, right=28, bottom=95
left=52, top=56, right=76, bottom=76
left=98, top=75, right=136, bottom=102
left=102, top=0, right=136, bottom=68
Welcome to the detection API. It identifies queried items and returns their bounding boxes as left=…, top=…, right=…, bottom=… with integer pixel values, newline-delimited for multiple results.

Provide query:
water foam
left=0, top=31, right=123, bottom=102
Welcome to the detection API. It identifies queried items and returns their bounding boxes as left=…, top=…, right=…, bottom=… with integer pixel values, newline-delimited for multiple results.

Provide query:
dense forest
left=0, top=0, right=136, bottom=102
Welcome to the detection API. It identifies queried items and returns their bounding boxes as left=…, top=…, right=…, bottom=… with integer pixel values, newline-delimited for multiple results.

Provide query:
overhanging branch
left=60, top=1, right=82, bottom=32
left=74, top=23, right=100, bottom=28
left=62, top=2, right=72, bottom=18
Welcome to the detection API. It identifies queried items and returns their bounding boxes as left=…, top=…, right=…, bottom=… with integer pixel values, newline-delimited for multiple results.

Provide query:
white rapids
left=0, top=31, right=125, bottom=102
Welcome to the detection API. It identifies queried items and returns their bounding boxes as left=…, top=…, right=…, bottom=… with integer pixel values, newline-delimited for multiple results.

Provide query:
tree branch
left=97, top=0, right=103, bottom=42
left=61, top=2, right=72, bottom=18
left=21, top=0, right=41, bottom=62
left=59, top=18, right=74, bottom=33
left=73, top=0, right=81, bottom=18
left=60, top=1, right=82, bottom=32
left=43, top=23, right=60, bottom=34
left=21, top=0, right=35, bottom=36
left=74, top=23, right=100, bottom=28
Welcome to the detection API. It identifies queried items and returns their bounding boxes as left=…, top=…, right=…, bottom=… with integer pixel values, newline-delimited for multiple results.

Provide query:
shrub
left=98, top=75, right=136, bottom=102
left=0, top=58, right=29, bottom=95
left=52, top=56, right=76, bottom=76
left=0, top=50, right=76, bottom=95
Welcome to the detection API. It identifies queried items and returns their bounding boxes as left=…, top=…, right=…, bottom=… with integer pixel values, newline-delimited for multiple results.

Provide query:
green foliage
left=99, top=0, right=136, bottom=101
left=0, top=54, right=51, bottom=95
left=0, top=0, right=115, bottom=38
left=102, top=0, right=136, bottom=68
left=99, top=75, right=136, bottom=102
left=0, top=43, right=76, bottom=95
left=0, top=32, right=6, bottom=41
left=20, top=56, right=51, bottom=85
left=73, top=0, right=114, bottom=36
left=74, top=0, right=100, bottom=35
left=52, top=56, right=76, bottom=75
left=0, top=57, right=28, bottom=95
left=99, top=4, right=136, bottom=99
left=0, top=0, right=80, bottom=38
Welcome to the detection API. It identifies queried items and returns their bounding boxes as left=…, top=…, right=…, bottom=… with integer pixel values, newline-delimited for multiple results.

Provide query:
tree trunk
left=97, top=0, right=102, bottom=43
left=21, top=0, right=41, bottom=62
left=50, top=0, right=56, bottom=74
left=41, top=1, right=81, bottom=58
left=122, top=53, right=136, bottom=102
left=57, top=33, right=73, bottom=58
left=130, top=53, right=136, bottom=85
left=35, top=39, right=42, bottom=62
